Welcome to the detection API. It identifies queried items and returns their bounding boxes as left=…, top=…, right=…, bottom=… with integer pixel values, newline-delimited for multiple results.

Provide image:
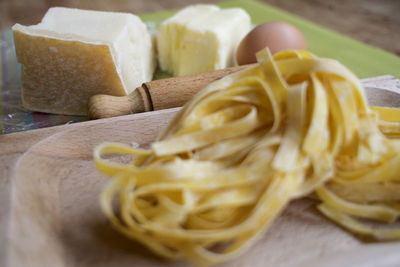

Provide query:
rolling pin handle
left=87, top=89, right=148, bottom=119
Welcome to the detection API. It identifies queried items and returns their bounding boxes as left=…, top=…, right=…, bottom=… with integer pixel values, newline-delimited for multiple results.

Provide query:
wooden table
left=1, top=0, right=399, bottom=56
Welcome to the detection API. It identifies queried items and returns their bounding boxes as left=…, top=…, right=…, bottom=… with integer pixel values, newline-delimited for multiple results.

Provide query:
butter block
left=13, top=7, right=155, bottom=115
left=157, top=5, right=251, bottom=76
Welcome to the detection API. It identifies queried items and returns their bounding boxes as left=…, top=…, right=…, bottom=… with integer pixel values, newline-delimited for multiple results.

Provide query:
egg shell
left=236, top=21, right=307, bottom=65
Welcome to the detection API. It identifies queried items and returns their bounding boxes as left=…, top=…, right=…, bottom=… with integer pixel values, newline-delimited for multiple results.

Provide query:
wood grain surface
left=1, top=0, right=399, bottom=56
left=4, top=104, right=400, bottom=267
left=0, top=75, right=399, bottom=266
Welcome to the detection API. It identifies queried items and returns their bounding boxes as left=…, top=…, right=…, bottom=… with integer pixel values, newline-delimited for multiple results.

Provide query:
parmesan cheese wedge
left=157, top=5, right=251, bottom=76
left=13, top=7, right=156, bottom=115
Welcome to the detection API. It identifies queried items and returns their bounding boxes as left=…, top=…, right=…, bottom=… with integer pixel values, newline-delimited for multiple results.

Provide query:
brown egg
left=236, top=21, right=307, bottom=65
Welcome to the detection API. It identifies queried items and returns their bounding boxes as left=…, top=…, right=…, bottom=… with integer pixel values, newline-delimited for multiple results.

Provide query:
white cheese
left=157, top=5, right=251, bottom=76
left=13, top=7, right=155, bottom=115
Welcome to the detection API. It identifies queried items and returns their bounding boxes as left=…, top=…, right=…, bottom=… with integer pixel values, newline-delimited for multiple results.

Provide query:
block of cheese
left=13, top=7, right=155, bottom=116
left=157, top=5, right=251, bottom=77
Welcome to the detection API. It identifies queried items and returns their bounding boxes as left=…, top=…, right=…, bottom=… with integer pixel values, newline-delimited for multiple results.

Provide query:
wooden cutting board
left=1, top=76, right=400, bottom=267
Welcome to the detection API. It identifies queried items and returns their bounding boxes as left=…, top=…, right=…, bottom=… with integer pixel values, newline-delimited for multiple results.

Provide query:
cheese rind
left=157, top=5, right=251, bottom=77
left=13, top=7, right=155, bottom=115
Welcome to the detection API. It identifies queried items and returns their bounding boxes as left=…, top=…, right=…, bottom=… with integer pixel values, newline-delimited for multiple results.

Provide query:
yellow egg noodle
left=94, top=49, right=400, bottom=265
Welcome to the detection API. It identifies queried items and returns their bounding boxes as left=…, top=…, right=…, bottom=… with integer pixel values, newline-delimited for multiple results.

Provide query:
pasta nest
left=94, top=49, right=400, bottom=265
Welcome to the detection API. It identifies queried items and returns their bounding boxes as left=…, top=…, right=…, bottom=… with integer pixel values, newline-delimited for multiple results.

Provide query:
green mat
left=141, top=0, right=400, bottom=79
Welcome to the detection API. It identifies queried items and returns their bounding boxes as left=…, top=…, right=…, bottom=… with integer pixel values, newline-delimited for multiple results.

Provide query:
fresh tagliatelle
left=94, top=49, right=400, bottom=265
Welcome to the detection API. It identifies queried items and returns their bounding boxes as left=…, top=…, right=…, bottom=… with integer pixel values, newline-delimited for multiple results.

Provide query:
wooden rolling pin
left=88, top=64, right=255, bottom=119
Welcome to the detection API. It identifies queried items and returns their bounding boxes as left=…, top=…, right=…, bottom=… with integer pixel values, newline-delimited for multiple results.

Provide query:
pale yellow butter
left=13, top=7, right=155, bottom=115
left=157, top=5, right=251, bottom=76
